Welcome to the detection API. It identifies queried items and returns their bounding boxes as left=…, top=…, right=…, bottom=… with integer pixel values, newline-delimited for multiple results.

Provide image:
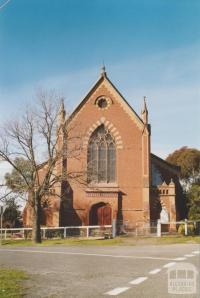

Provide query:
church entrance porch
left=89, top=202, right=112, bottom=226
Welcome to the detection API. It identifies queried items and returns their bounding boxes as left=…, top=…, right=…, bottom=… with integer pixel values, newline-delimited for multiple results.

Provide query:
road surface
left=0, top=243, right=199, bottom=297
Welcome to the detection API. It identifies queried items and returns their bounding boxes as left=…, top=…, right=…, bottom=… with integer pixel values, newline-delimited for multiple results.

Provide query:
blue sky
left=0, top=0, right=199, bottom=180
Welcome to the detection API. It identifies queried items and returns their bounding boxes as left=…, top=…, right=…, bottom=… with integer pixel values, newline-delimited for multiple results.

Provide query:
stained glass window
left=87, top=125, right=116, bottom=183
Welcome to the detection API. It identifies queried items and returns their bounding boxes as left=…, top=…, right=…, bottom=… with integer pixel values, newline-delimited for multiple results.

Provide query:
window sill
left=88, top=182, right=118, bottom=188
left=86, top=183, right=119, bottom=193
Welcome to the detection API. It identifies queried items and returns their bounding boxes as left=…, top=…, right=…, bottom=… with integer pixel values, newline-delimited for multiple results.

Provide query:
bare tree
left=0, top=91, right=85, bottom=243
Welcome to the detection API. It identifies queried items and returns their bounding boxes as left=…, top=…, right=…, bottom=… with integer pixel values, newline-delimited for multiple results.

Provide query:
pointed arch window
left=87, top=125, right=116, bottom=183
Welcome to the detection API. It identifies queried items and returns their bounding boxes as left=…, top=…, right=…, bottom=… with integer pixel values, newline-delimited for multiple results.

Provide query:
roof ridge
left=67, top=72, right=144, bottom=127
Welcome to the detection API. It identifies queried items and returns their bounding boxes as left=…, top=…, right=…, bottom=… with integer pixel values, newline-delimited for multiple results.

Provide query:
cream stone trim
left=110, top=127, right=117, bottom=133
left=95, top=96, right=112, bottom=110
left=142, top=132, right=150, bottom=178
left=70, top=76, right=144, bottom=132
left=103, top=80, right=144, bottom=130
left=83, top=118, right=123, bottom=149
left=71, top=79, right=106, bottom=123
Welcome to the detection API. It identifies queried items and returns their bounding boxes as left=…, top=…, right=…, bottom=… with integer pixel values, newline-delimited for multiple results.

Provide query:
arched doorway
left=89, top=202, right=112, bottom=225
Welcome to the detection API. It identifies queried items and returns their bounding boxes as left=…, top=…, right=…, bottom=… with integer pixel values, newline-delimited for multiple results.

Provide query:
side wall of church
left=151, top=156, right=186, bottom=223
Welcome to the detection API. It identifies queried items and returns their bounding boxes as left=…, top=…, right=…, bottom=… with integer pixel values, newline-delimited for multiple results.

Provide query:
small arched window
left=87, top=125, right=116, bottom=183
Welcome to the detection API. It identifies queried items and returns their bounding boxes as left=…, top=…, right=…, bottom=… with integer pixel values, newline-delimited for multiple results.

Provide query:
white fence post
left=43, top=229, right=46, bottom=239
left=5, top=229, right=6, bottom=240
left=86, top=227, right=89, bottom=238
left=64, top=227, right=66, bottom=238
left=185, top=219, right=188, bottom=236
left=112, top=219, right=116, bottom=238
left=157, top=219, right=161, bottom=237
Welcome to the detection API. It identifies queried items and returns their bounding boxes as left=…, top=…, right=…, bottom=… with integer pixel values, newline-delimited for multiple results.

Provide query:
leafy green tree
left=166, top=147, right=200, bottom=220
left=166, top=146, right=200, bottom=185
left=188, top=184, right=200, bottom=220
left=5, top=158, right=32, bottom=196
left=3, top=198, right=22, bottom=228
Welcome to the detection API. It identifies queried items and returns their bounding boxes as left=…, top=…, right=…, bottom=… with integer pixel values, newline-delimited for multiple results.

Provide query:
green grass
left=1, top=235, right=200, bottom=247
left=0, top=269, right=28, bottom=298
left=126, top=235, right=200, bottom=245
left=1, top=238, right=123, bottom=246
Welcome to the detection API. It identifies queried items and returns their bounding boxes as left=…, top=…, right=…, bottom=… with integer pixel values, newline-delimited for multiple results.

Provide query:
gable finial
left=100, top=63, right=107, bottom=77
left=141, top=96, right=148, bottom=124
left=143, top=96, right=147, bottom=111
left=58, top=97, right=66, bottom=126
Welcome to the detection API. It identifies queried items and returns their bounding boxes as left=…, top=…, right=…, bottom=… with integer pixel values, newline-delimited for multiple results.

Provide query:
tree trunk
left=32, top=194, right=42, bottom=243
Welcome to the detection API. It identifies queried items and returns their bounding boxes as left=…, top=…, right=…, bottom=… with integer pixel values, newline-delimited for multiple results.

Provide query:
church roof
left=67, top=69, right=144, bottom=128
left=151, top=153, right=181, bottom=175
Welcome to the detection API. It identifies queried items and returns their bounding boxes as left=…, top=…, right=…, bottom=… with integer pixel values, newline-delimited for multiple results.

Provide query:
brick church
left=23, top=68, right=185, bottom=230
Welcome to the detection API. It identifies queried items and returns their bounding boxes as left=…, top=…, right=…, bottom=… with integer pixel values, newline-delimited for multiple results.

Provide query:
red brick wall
left=65, top=77, right=148, bottom=226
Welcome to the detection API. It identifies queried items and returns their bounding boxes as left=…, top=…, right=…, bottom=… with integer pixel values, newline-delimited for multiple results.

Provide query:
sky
left=0, top=0, right=200, bottom=182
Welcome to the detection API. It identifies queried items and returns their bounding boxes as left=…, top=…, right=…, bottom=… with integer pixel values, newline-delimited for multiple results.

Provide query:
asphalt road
left=0, top=244, right=200, bottom=297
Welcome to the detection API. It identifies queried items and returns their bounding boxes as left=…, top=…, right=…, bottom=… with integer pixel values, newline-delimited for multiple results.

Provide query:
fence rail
left=0, top=225, right=112, bottom=240
left=1, top=219, right=200, bottom=240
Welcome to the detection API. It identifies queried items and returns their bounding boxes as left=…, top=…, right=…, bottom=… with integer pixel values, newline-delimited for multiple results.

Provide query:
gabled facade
left=23, top=68, right=186, bottom=230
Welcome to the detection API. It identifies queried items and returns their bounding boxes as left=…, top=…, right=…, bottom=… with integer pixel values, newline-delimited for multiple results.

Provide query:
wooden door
left=97, top=205, right=112, bottom=225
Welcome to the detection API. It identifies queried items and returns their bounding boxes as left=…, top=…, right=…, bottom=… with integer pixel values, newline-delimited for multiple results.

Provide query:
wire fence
left=156, top=219, right=200, bottom=237
left=118, top=219, right=200, bottom=237
left=117, top=220, right=157, bottom=237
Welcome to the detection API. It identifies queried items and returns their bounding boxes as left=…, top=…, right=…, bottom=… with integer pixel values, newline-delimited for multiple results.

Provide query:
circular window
left=95, top=97, right=112, bottom=110
left=97, top=98, right=108, bottom=108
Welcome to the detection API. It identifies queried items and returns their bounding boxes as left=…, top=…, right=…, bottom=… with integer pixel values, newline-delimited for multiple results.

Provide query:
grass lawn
left=0, top=269, right=28, bottom=298
left=1, top=235, right=200, bottom=247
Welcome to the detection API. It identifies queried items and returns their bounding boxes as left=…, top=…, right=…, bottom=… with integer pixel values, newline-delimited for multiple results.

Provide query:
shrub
left=178, top=223, right=195, bottom=235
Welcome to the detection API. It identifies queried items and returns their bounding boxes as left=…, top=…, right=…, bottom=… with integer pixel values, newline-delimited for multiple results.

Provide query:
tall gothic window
left=87, top=125, right=116, bottom=183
